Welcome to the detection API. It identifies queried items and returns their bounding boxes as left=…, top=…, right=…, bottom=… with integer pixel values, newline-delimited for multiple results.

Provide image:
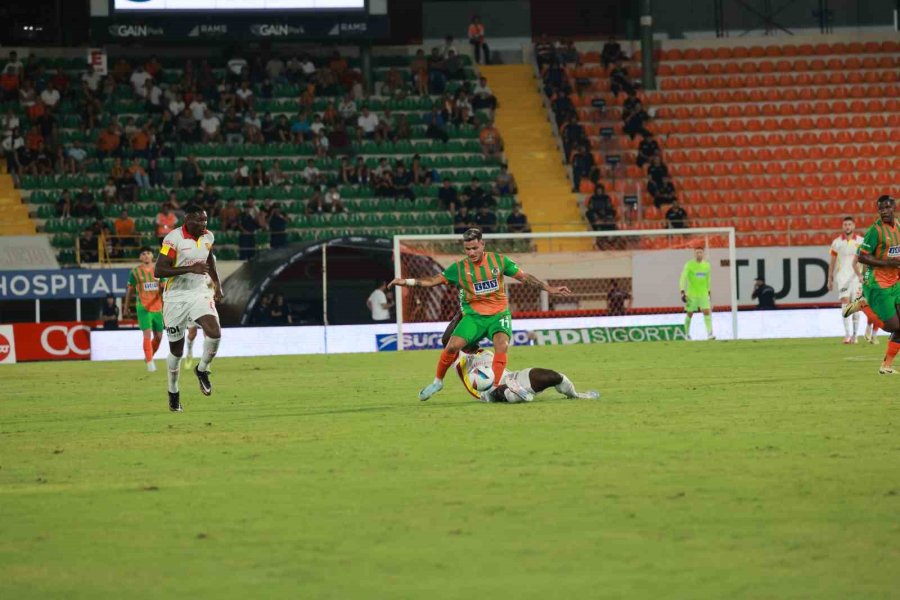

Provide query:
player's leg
left=700, top=309, right=714, bottom=340
left=136, top=305, right=156, bottom=370
left=193, top=312, right=221, bottom=396
left=150, top=311, right=164, bottom=358
left=683, top=296, right=696, bottom=340
left=848, top=279, right=861, bottom=342
left=183, top=325, right=198, bottom=369
left=837, top=277, right=854, bottom=343
left=877, top=290, right=900, bottom=374
left=528, top=367, right=600, bottom=399
left=163, top=302, right=187, bottom=412
left=421, top=314, right=480, bottom=400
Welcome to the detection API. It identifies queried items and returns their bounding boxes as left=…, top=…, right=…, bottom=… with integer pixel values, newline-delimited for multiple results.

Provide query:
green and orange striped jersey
left=127, top=264, right=163, bottom=312
left=440, top=252, right=519, bottom=316
left=858, top=218, right=900, bottom=288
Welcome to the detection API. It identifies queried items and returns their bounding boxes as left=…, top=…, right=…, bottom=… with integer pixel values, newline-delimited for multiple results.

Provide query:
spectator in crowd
left=129, top=157, right=150, bottom=190
left=586, top=183, right=616, bottom=231
left=100, top=177, right=118, bottom=204
left=475, top=205, right=498, bottom=233
left=177, top=154, right=204, bottom=188
left=114, top=208, right=137, bottom=254
left=356, top=106, right=379, bottom=140
left=56, top=189, right=72, bottom=217
left=189, top=93, right=208, bottom=121
left=438, top=180, right=459, bottom=212
left=79, top=228, right=99, bottom=263
left=219, top=199, right=240, bottom=231
left=753, top=278, right=777, bottom=310
left=129, top=64, right=152, bottom=98
left=147, top=158, right=166, bottom=188
left=601, top=36, right=626, bottom=68
left=506, top=205, right=531, bottom=233
left=665, top=200, right=688, bottom=229
left=479, top=121, right=504, bottom=160
left=0, top=65, right=20, bottom=102
left=223, top=107, right=244, bottom=145
left=328, top=123, right=352, bottom=156
left=199, top=108, right=222, bottom=142
left=249, top=160, right=267, bottom=187
left=39, top=81, right=61, bottom=111
left=155, top=203, right=177, bottom=244
left=324, top=187, right=347, bottom=213
left=647, top=154, right=669, bottom=186
left=96, top=125, right=121, bottom=159
left=424, top=106, right=449, bottom=143
left=648, top=176, right=676, bottom=208
left=535, top=34, right=555, bottom=69
left=570, top=144, right=594, bottom=192
left=268, top=294, right=292, bottom=325
left=468, top=16, right=490, bottom=65
left=268, top=203, right=289, bottom=248
left=462, top=177, right=485, bottom=210
left=411, top=49, right=429, bottom=96
left=454, top=206, right=474, bottom=234
left=239, top=202, right=260, bottom=260
left=392, top=164, right=416, bottom=202
left=306, top=191, right=327, bottom=215
left=367, top=281, right=392, bottom=322
left=74, top=186, right=100, bottom=218
left=623, top=99, right=651, bottom=139
left=175, top=107, right=198, bottom=142
left=100, top=294, right=120, bottom=330
left=494, top=164, right=518, bottom=195
left=243, top=110, right=264, bottom=144
left=637, top=132, right=660, bottom=168
left=610, top=60, right=634, bottom=96
left=471, top=76, right=497, bottom=112
left=302, top=158, right=322, bottom=186
left=410, top=154, right=432, bottom=185
left=606, top=281, right=631, bottom=315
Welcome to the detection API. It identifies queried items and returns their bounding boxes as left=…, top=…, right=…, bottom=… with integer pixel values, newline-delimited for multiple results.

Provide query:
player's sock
left=862, top=305, right=885, bottom=329
left=435, top=348, right=458, bottom=380
left=554, top=374, right=577, bottom=398
left=852, top=312, right=860, bottom=336
left=187, top=337, right=195, bottom=359
left=703, top=314, right=713, bottom=336
left=491, top=351, right=508, bottom=387
left=167, top=353, right=182, bottom=393
left=197, top=337, right=220, bottom=372
left=684, top=314, right=692, bottom=332
left=142, top=338, right=153, bottom=362
left=503, top=388, right=525, bottom=403
left=151, top=336, right=161, bottom=355
left=842, top=313, right=851, bottom=337
left=883, top=341, right=900, bottom=368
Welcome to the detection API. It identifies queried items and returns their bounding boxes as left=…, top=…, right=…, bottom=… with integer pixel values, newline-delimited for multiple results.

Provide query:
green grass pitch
left=2, top=339, right=899, bottom=599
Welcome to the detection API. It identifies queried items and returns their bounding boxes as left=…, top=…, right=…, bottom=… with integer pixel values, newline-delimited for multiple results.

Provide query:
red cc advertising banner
left=0, top=322, right=92, bottom=364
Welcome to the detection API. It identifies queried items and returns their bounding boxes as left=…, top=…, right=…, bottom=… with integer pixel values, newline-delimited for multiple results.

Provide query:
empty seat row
left=657, top=56, right=897, bottom=77
left=644, top=84, right=898, bottom=105
left=664, top=145, right=900, bottom=163
left=658, top=70, right=898, bottom=90
left=640, top=40, right=899, bottom=61
left=655, top=98, right=899, bottom=119
left=659, top=128, right=900, bottom=148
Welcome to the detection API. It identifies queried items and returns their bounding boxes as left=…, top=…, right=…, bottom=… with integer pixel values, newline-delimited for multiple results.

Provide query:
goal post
left=392, top=228, right=738, bottom=350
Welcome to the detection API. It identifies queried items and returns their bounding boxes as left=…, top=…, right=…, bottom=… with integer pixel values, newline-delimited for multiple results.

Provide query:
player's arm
left=154, top=253, right=209, bottom=278
left=852, top=256, right=863, bottom=281
left=679, top=263, right=688, bottom=303
left=857, top=252, right=900, bottom=269
left=389, top=274, right=446, bottom=288
left=511, top=270, right=573, bottom=296
left=827, top=253, right=837, bottom=290
left=123, top=284, right=134, bottom=319
left=207, top=251, right=224, bottom=302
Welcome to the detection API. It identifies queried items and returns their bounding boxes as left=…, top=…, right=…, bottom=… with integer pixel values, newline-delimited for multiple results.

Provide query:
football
left=471, top=365, right=495, bottom=391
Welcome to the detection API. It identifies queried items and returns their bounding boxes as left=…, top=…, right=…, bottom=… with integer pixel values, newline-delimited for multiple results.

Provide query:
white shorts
left=501, top=368, right=535, bottom=395
left=835, top=273, right=861, bottom=300
left=163, top=295, right=218, bottom=341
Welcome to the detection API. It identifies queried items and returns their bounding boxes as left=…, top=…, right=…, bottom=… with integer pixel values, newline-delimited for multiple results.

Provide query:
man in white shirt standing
left=130, top=65, right=152, bottom=98
left=367, top=282, right=392, bottom=322
left=39, top=82, right=61, bottom=110
left=356, top=106, right=379, bottom=141
left=828, top=216, right=865, bottom=344
left=154, top=206, right=223, bottom=412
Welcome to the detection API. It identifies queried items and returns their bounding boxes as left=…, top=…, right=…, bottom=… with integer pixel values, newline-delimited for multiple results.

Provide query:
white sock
left=852, top=313, right=860, bottom=335
left=842, top=314, right=851, bottom=336
left=554, top=374, right=577, bottom=398
left=197, top=337, right=220, bottom=372
left=187, top=336, right=195, bottom=359
left=503, top=388, right=524, bottom=403
left=167, top=353, right=182, bottom=393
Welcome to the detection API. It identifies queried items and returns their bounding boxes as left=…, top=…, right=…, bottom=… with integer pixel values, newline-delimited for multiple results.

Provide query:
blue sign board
left=0, top=269, right=132, bottom=300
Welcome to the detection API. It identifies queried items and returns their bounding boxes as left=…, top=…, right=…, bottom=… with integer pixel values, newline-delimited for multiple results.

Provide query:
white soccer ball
left=471, top=365, right=495, bottom=392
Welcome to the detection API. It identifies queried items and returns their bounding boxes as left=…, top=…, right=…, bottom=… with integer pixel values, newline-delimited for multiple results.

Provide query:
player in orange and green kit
left=390, top=228, right=573, bottom=400
left=124, top=245, right=165, bottom=372
left=843, top=195, right=900, bottom=374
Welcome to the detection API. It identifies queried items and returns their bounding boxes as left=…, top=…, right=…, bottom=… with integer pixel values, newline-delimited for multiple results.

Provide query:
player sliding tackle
left=843, top=195, right=900, bottom=374
left=440, top=313, right=599, bottom=403
left=390, top=227, right=573, bottom=401
left=155, top=206, right=223, bottom=412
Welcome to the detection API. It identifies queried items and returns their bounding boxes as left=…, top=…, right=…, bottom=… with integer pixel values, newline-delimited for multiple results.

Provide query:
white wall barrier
left=89, top=308, right=877, bottom=361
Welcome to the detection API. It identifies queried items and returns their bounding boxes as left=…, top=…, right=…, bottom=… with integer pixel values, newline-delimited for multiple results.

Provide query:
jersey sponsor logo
left=143, top=281, right=159, bottom=292
left=888, top=245, right=900, bottom=257
left=473, top=278, right=499, bottom=295
left=694, top=272, right=708, bottom=278
left=166, top=325, right=181, bottom=335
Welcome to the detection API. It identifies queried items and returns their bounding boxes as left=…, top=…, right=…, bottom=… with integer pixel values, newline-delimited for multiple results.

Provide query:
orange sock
left=491, top=352, right=508, bottom=386
left=151, top=336, right=161, bottom=354
left=884, top=341, right=900, bottom=367
left=862, top=305, right=884, bottom=330
left=142, top=338, right=153, bottom=362
left=435, top=348, right=459, bottom=380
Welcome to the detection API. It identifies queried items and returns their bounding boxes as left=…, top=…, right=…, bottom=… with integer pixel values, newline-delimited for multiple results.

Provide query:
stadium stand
left=1, top=51, right=522, bottom=265
left=541, top=38, right=900, bottom=247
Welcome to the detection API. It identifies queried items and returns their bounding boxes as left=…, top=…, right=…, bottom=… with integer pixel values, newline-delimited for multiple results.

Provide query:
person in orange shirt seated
left=25, top=125, right=43, bottom=151
left=114, top=208, right=137, bottom=254
left=96, top=126, right=121, bottom=159
left=155, top=203, right=177, bottom=244
left=129, top=157, right=150, bottom=189
left=479, top=122, right=503, bottom=160
left=131, top=126, right=151, bottom=158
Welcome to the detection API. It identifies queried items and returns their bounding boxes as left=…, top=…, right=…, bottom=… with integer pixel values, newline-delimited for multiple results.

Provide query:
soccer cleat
left=194, top=366, right=212, bottom=396
left=870, top=336, right=880, bottom=345
left=168, top=391, right=183, bottom=412
left=842, top=336, right=853, bottom=344
left=576, top=390, right=601, bottom=399
left=878, top=366, right=897, bottom=375
left=851, top=336, right=859, bottom=344
left=182, top=357, right=195, bottom=370
left=505, top=377, right=534, bottom=402
left=842, top=297, right=865, bottom=318
left=146, top=361, right=157, bottom=372
left=418, top=379, right=443, bottom=401
left=707, top=335, right=716, bottom=341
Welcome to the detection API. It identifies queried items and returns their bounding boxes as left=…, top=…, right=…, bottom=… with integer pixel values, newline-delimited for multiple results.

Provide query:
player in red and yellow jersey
left=844, top=195, right=900, bottom=374
left=391, top=227, right=573, bottom=400
left=124, top=246, right=164, bottom=372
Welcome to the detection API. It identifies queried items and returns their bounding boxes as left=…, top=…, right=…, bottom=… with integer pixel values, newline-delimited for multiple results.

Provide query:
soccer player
left=154, top=206, right=223, bottom=411
left=455, top=348, right=599, bottom=403
left=827, top=217, right=864, bottom=343
left=843, top=195, right=900, bottom=374
left=123, top=246, right=164, bottom=371
left=679, top=246, right=714, bottom=340
left=390, top=227, right=572, bottom=401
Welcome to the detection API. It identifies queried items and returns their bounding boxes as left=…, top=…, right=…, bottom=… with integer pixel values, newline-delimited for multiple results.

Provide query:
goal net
left=392, top=228, right=737, bottom=350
